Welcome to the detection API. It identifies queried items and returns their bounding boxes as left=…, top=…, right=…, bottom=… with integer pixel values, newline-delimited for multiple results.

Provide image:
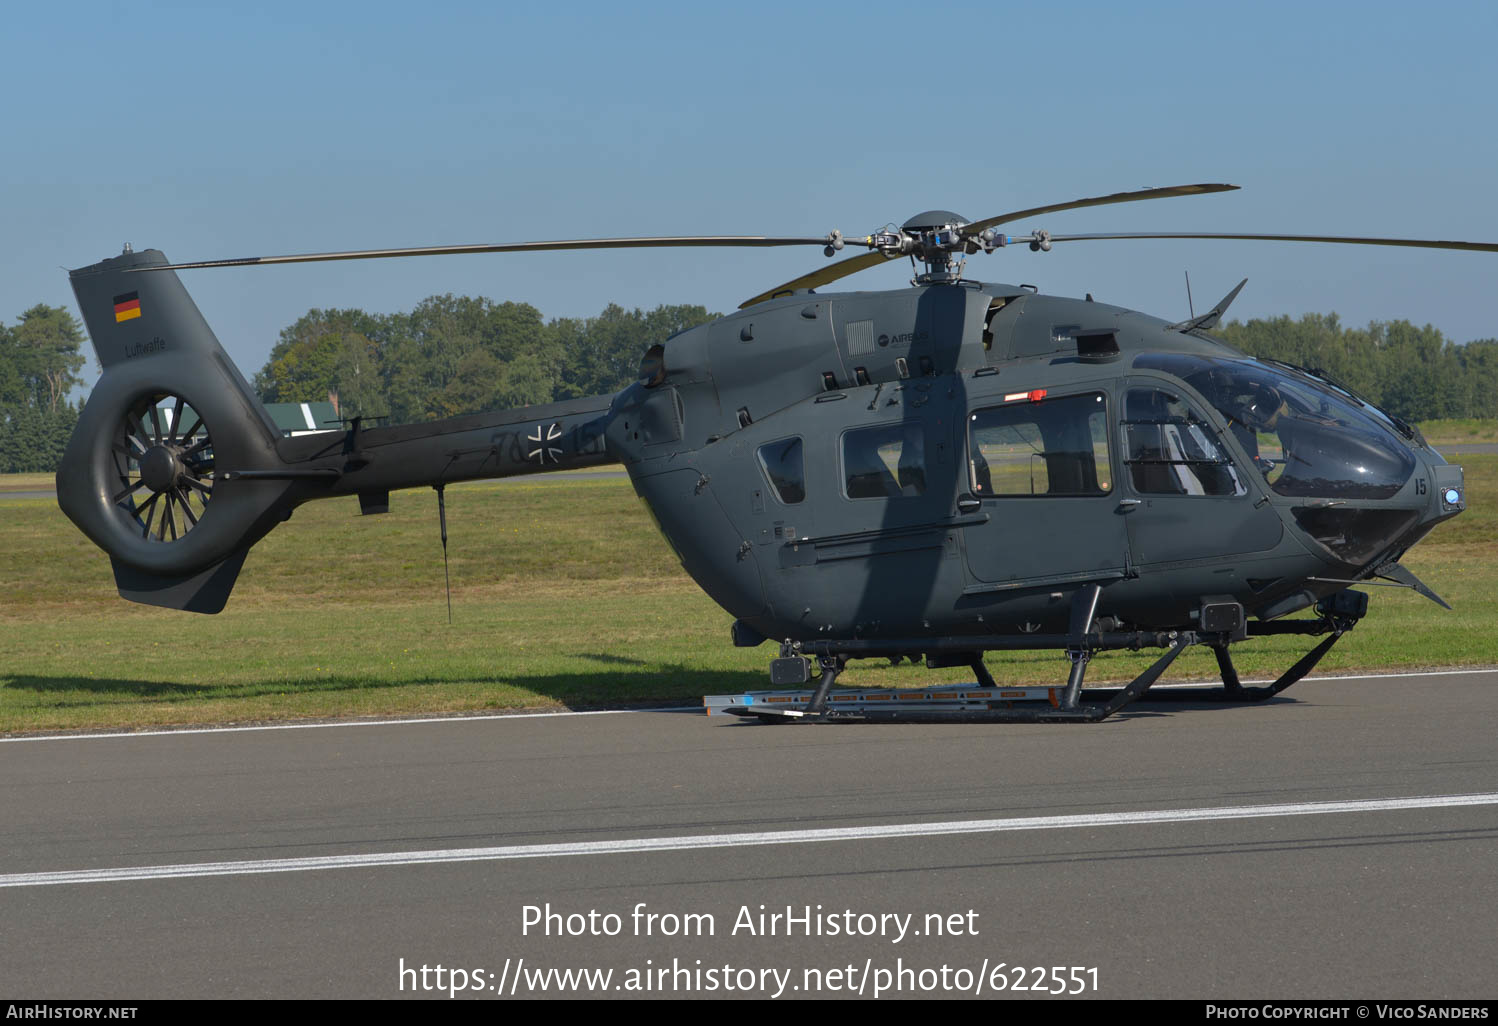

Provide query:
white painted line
left=1127, top=669, right=1480, bottom=690
left=1140, top=667, right=1498, bottom=687
left=2, top=667, right=1493, bottom=745
left=1254, top=667, right=1496, bottom=683
left=0, top=707, right=701, bottom=744
left=3, top=792, right=1494, bottom=890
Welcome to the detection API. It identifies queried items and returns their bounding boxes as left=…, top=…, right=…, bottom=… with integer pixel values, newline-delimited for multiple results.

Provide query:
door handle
left=1116, top=498, right=1141, bottom=512
left=957, top=496, right=982, bottom=514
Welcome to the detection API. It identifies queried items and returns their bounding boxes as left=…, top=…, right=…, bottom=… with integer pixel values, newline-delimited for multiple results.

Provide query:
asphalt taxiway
left=2, top=668, right=1495, bottom=999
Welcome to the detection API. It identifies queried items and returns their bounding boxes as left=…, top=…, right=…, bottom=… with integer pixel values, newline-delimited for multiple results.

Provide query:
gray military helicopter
left=58, top=184, right=1485, bottom=723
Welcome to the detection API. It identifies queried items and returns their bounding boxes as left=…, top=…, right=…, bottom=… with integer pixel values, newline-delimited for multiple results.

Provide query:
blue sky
left=4, top=0, right=1496, bottom=388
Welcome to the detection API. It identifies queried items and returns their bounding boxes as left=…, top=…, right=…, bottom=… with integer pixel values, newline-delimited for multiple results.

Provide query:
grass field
left=1, top=449, right=1493, bottom=733
left=0, top=473, right=53, bottom=493
left=1419, top=419, right=1498, bottom=445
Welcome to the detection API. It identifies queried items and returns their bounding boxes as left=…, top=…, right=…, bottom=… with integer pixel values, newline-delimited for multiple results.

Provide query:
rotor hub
left=880, top=210, right=973, bottom=284
left=901, top=210, right=970, bottom=233
left=111, top=392, right=216, bottom=544
left=139, top=444, right=184, bottom=493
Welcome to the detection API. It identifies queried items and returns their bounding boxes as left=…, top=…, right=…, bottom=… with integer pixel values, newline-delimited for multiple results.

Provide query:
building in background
left=262, top=400, right=339, bottom=437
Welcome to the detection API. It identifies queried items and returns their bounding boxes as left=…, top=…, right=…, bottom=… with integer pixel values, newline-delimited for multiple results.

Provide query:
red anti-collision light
left=1028, top=389, right=1047, bottom=401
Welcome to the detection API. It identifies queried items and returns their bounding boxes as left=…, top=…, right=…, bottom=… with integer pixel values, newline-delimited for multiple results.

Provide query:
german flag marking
left=113, top=291, right=141, bottom=323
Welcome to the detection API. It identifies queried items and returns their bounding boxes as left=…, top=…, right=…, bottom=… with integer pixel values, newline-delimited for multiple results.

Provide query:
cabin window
left=1122, top=388, right=1246, bottom=496
left=757, top=437, right=806, bottom=505
left=843, top=423, right=926, bottom=499
left=968, top=392, right=1111, bottom=497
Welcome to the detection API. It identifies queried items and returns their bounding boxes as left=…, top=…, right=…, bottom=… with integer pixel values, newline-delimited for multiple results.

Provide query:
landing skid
left=716, top=639, right=1188, bottom=723
left=1076, top=633, right=1345, bottom=705
left=715, top=585, right=1357, bottom=725
left=1216, top=634, right=1343, bottom=700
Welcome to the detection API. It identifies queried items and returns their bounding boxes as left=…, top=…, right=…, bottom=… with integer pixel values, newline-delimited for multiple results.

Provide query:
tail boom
left=60, top=246, right=619, bottom=613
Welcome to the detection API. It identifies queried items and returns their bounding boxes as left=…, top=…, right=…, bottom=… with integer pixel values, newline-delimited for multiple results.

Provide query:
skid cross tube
left=1061, top=650, right=1091, bottom=709
left=803, top=655, right=847, bottom=717
left=1058, top=583, right=1103, bottom=709
left=970, top=657, right=997, bottom=688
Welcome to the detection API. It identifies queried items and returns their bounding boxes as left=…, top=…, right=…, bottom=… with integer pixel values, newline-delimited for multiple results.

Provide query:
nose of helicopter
left=1287, top=449, right=1465, bottom=574
left=1370, top=451, right=1465, bottom=563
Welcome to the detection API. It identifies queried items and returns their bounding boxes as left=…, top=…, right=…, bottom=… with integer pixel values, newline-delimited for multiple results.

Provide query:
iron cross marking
left=526, top=422, right=564, bottom=464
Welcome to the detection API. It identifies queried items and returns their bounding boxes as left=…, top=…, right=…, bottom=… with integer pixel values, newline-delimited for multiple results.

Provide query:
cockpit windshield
left=1134, top=353, right=1416, bottom=500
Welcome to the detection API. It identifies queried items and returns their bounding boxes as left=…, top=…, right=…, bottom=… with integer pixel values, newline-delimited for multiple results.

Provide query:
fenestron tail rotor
left=113, top=393, right=214, bottom=543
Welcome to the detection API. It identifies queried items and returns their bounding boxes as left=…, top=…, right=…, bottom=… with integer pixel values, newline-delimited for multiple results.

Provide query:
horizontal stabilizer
left=110, top=548, right=251, bottom=614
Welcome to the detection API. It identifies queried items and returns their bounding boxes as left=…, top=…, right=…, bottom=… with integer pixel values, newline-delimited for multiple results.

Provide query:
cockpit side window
left=1123, top=388, right=1246, bottom=497
left=1134, top=353, right=1416, bottom=500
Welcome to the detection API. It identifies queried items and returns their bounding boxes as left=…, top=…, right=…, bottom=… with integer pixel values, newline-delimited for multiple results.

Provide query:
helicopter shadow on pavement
left=1088, top=686, right=1314, bottom=720
left=0, top=663, right=770, bottom=712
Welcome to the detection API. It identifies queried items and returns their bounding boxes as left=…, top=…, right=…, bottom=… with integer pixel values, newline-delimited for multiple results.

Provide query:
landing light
left=1445, top=488, right=1461, bottom=504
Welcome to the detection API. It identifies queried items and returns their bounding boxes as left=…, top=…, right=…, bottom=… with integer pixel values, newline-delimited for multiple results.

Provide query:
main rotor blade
left=965, top=183, right=1240, bottom=234
left=1042, top=231, right=1498, bottom=252
left=739, top=250, right=890, bottom=309
left=740, top=183, right=1240, bottom=307
left=139, top=235, right=840, bottom=272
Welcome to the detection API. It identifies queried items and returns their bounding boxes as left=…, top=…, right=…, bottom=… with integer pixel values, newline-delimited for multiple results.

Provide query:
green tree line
left=252, top=297, right=718, bottom=422
left=0, top=305, right=84, bottom=473
left=1217, top=314, right=1498, bottom=421
left=3, top=298, right=1497, bottom=475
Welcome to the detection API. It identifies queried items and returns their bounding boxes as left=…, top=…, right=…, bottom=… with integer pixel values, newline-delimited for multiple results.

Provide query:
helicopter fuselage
left=605, top=280, right=1464, bottom=645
